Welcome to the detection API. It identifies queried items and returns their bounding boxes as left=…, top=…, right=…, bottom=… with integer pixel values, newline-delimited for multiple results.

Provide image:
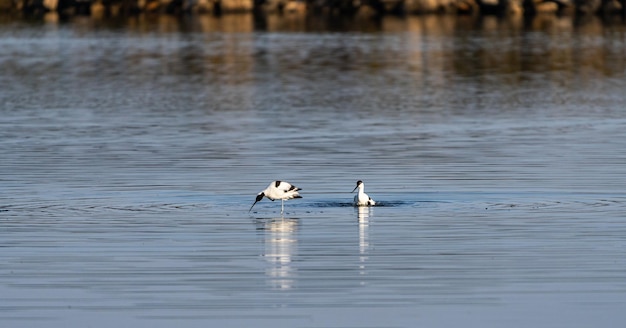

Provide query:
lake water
left=1, top=13, right=626, bottom=327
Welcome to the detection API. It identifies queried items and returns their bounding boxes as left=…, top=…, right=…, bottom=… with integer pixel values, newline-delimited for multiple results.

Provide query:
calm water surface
left=1, top=13, right=626, bottom=327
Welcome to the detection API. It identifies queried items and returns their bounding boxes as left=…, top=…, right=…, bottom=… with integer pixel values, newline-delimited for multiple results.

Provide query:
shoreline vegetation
left=3, top=0, right=625, bottom=19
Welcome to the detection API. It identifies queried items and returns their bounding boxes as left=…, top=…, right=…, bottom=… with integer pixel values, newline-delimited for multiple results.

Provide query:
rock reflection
left=357, top=207, right=371, bottom=279
left=256, top=218, right=299, bottom=290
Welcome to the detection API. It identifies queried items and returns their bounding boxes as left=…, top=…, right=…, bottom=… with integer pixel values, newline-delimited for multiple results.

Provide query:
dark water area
left=1, top=13, right=626, bottom=327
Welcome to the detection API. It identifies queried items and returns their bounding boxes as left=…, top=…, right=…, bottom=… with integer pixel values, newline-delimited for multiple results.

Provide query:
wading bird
left=352, top=180, right=375, bottom=206
left=250, top=180, right=302, bottom=214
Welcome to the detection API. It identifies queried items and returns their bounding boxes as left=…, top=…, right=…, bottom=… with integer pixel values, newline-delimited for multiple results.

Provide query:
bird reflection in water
left=357, top=206, right=371, bottom=280
left=256, top=218, right=299, bottom=290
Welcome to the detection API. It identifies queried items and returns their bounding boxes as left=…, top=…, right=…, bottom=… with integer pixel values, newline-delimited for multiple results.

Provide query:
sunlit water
left=1, top=13, right=626, bottom=327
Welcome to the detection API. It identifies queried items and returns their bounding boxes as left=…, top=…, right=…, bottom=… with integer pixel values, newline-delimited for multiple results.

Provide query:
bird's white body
left=261, top=181, right=301, bottom=201
left=352, top=180, right=375, bottom=206
left=250, top=180, right=302, bottom=214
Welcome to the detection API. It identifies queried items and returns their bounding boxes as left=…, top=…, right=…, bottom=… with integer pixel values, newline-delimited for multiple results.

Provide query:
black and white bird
left=351, top=180, right=375, bottom=206
left=249, top=180, right=302, bottom=214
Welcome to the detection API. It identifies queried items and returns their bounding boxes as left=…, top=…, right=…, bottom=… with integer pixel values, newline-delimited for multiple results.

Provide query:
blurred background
left=2, top=3, right=626, bottom=328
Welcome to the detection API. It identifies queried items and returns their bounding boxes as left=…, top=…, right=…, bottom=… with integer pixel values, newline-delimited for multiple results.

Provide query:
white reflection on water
left=257, top=218, right=299, bottom=290
left=357, top=207, right=370, bottom=257
left=357, top=207, right=371, bottom=281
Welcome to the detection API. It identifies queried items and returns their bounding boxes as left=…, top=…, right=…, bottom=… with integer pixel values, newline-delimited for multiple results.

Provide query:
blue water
left=1, top=13, right=626, bottom=327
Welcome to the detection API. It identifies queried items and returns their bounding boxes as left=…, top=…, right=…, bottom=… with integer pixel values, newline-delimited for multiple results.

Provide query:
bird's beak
left=248, top=202, right=258, bottom=212
left=249, top=193, right=264, bottom=212
left=351, top=186, right=358, bottom=193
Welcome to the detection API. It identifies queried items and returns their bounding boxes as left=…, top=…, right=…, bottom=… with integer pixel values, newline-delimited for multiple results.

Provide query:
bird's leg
left=281, top=199, right=284, bottom=215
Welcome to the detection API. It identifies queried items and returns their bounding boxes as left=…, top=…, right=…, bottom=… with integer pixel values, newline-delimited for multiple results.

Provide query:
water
left=1, top=13, right=626, bottom=327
